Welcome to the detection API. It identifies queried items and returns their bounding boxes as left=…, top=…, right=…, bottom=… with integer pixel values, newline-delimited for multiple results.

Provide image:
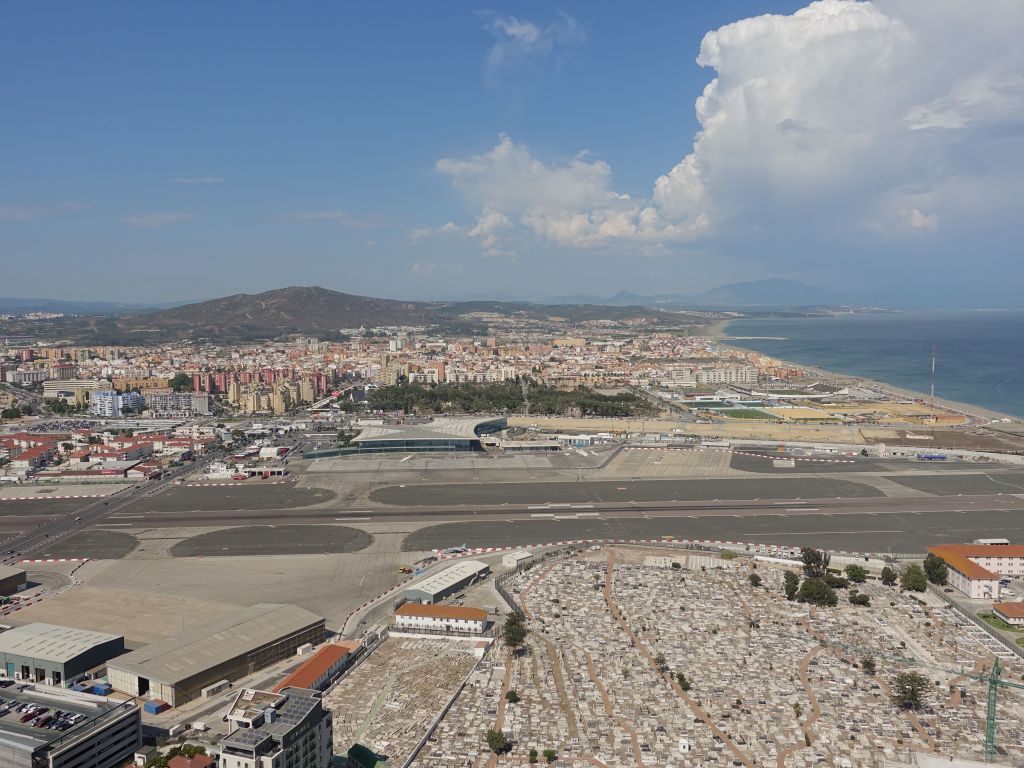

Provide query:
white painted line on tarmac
left=576, top=512, right=600, bottom=518
left=786, top=507, right=819, bottom=512
left=337, top=517, right=370, bottom=521
left=571, top=504, right=594, bottom=509
left=530, top=513, right=555, bottom=518
left=97, top=523, right=134, bottom=527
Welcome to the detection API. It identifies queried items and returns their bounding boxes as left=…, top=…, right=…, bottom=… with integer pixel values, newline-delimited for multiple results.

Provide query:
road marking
left=576, top=512, right=600, bottom=518
left=337, top=517, right=370, bottom=521
left=530, top=513, right=555, bottom=518
left=400, top=455, right=412, bottom=463
left=743, top=529, right=903, bottom=536
left=97, top=523, right=134, bottom=527
left=786, top=507, right=819, bottom=512
left=570, top=504, right=594, bottom=509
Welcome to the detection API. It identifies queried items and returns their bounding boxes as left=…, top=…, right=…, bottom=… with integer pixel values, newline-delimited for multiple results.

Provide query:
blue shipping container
left=92, top=683, right=113, bottom=696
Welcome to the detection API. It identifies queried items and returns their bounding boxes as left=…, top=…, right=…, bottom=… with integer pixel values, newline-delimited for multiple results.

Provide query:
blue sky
left=2, top=1, right=1022, bottom=306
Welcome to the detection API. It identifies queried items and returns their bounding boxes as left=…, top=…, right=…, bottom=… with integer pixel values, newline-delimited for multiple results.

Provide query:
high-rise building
left=220, top=687, right=333, bottom=768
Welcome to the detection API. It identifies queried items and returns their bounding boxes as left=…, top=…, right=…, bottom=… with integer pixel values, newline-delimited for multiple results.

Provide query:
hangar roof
left=0, top=623, right=123, bottom=664
left=107, top=604, right=323, bottom=686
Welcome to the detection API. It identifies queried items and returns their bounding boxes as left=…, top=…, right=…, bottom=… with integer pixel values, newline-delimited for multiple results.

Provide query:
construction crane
left=776, top=629, right=1024, bottom=759
left=953, top=657, right=1024, bottom=761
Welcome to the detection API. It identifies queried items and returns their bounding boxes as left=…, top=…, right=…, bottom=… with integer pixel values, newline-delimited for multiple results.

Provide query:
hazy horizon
left=3, top=1, right=1023, bottom=306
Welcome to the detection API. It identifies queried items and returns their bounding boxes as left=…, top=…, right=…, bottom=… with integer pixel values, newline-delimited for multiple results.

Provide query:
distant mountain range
left=544, top=278, right=853, bottom=308
left=1, top=286, right=715, bottom=343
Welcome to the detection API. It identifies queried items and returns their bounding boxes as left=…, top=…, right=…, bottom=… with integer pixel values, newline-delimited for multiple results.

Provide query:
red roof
left=994, top=602, right=1024, bottom=619
left=928, top=544, right=1024, bottom=580
left=272, top=643, right=357, bottom=692
left=167, top=756, right=214, bottom=768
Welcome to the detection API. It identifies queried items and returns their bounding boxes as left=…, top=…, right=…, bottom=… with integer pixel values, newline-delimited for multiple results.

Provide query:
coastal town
left=1, top=312, right=1024, bottom=768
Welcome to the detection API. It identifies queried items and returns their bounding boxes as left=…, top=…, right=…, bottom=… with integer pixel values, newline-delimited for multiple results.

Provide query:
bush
left=505, top=690, right=520, bottom=704
left=486, top=729, right=512, bottom=754
left=844, top=564, right=868, bottom=583
left=848, top=591, right=871, bottom=607
left=748, top=573, right=762, bottom=587
left=880, top=566, right=898, bottom=586
left=900, top=564, right=928, bottom=592
left=796, top=577, right=839, bottom=607
left=823, top=574, right=849, bottom=589
left=721, top=550, right=738, bottom=560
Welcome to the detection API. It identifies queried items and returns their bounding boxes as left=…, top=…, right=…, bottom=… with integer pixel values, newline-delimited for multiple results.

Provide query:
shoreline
left=712, top=319, right=1017, bottom=424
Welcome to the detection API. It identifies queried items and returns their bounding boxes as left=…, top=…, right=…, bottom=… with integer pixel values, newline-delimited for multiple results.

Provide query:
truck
left=917, top=453, right=947, bottom=461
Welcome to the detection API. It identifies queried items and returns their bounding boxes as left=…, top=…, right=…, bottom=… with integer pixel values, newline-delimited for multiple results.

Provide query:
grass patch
left=979, top=612, right=1021, bottom=632
left=721, top=409, right=775, bottom=420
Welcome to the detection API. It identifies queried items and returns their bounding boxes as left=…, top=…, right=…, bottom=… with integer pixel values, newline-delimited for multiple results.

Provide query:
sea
left=724, top=311, right=1024, bottom=418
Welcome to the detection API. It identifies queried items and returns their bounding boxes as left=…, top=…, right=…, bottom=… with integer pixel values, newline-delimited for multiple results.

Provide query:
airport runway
left=402, top=506, right=1024, bottom=554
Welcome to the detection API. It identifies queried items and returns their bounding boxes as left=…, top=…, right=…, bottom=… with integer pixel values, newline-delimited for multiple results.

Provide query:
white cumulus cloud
left=431, top=0, right=1024, bottom=261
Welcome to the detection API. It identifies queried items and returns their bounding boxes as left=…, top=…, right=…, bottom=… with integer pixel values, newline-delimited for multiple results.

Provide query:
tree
left=543, top=749, right=558, bottom=764
left=900, top=564, right=928, bottom=592
left=801, top=548, right=830, bottom=578
left=892, top=671, right=929, bottom=710
left=675, top=672, right=692, bottom=691
left=860, top=655, right=877, bottom=675
left=169, top=373, right=193, bottom=392
left=503, top=613, right=527, bottom=654
left=844, top=564, right=868, bottom=583
left=653, top=652, right=667, bottom=671
left=923, top=553, right=949, bottom=586
left=748, top=573, right=762, bottom=587
left=784, top=570, right=800, bottom=600
left=880, top=566, right=898, bottom=586
left=486, top=729, right=512, bottom=754
left=796, top=577, right=839, bottom=607
left=823, top=574, right=849, bottom=589
left=529, top=748, right=539, bottom=764
left=505, top=690, right=520, bottom=704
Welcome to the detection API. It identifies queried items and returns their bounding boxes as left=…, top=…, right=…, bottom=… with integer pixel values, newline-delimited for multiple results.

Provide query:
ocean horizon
left=724, top=311, right=1024, bottom=418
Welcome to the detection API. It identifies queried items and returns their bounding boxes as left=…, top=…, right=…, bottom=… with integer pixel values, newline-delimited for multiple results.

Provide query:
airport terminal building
left=305, top=417, right=507, bottom=458
left=107, top=604, right=325, bottom=707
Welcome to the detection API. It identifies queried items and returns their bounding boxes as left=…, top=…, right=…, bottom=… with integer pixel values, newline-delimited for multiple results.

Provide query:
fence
left=928, top=585, right=1024, bottom=661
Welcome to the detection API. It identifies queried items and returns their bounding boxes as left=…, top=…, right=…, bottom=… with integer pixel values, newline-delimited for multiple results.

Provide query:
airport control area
left=4, top=409, right=1024, bottom=766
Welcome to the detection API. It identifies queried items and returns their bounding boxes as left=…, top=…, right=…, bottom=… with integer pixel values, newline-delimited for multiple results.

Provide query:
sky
left=2, top=1, right=1023, bottom=307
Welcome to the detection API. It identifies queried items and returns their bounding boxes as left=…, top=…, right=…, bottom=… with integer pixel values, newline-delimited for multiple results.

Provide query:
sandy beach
left=712, top=319, right=1017, bottom=423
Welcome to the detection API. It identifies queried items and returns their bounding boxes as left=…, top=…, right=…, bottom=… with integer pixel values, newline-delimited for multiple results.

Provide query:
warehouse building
left=107, top=604, right=325, bottom=707
left=502, top=551, right=534, bottom=569
left=0, top=686, right=140, bottom=768
left=0, top=623, right=125, bottom=688
left=0, top=564, right=27, bottom=595
left=394, top=604, right=488, bottom=635
left=404, top=560, right=490, bottom=604
left=272, top=642, right=360, bottom=694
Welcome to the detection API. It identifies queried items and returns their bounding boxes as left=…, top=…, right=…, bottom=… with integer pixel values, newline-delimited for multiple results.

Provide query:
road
left=0, top=454, right=227, bottom=565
